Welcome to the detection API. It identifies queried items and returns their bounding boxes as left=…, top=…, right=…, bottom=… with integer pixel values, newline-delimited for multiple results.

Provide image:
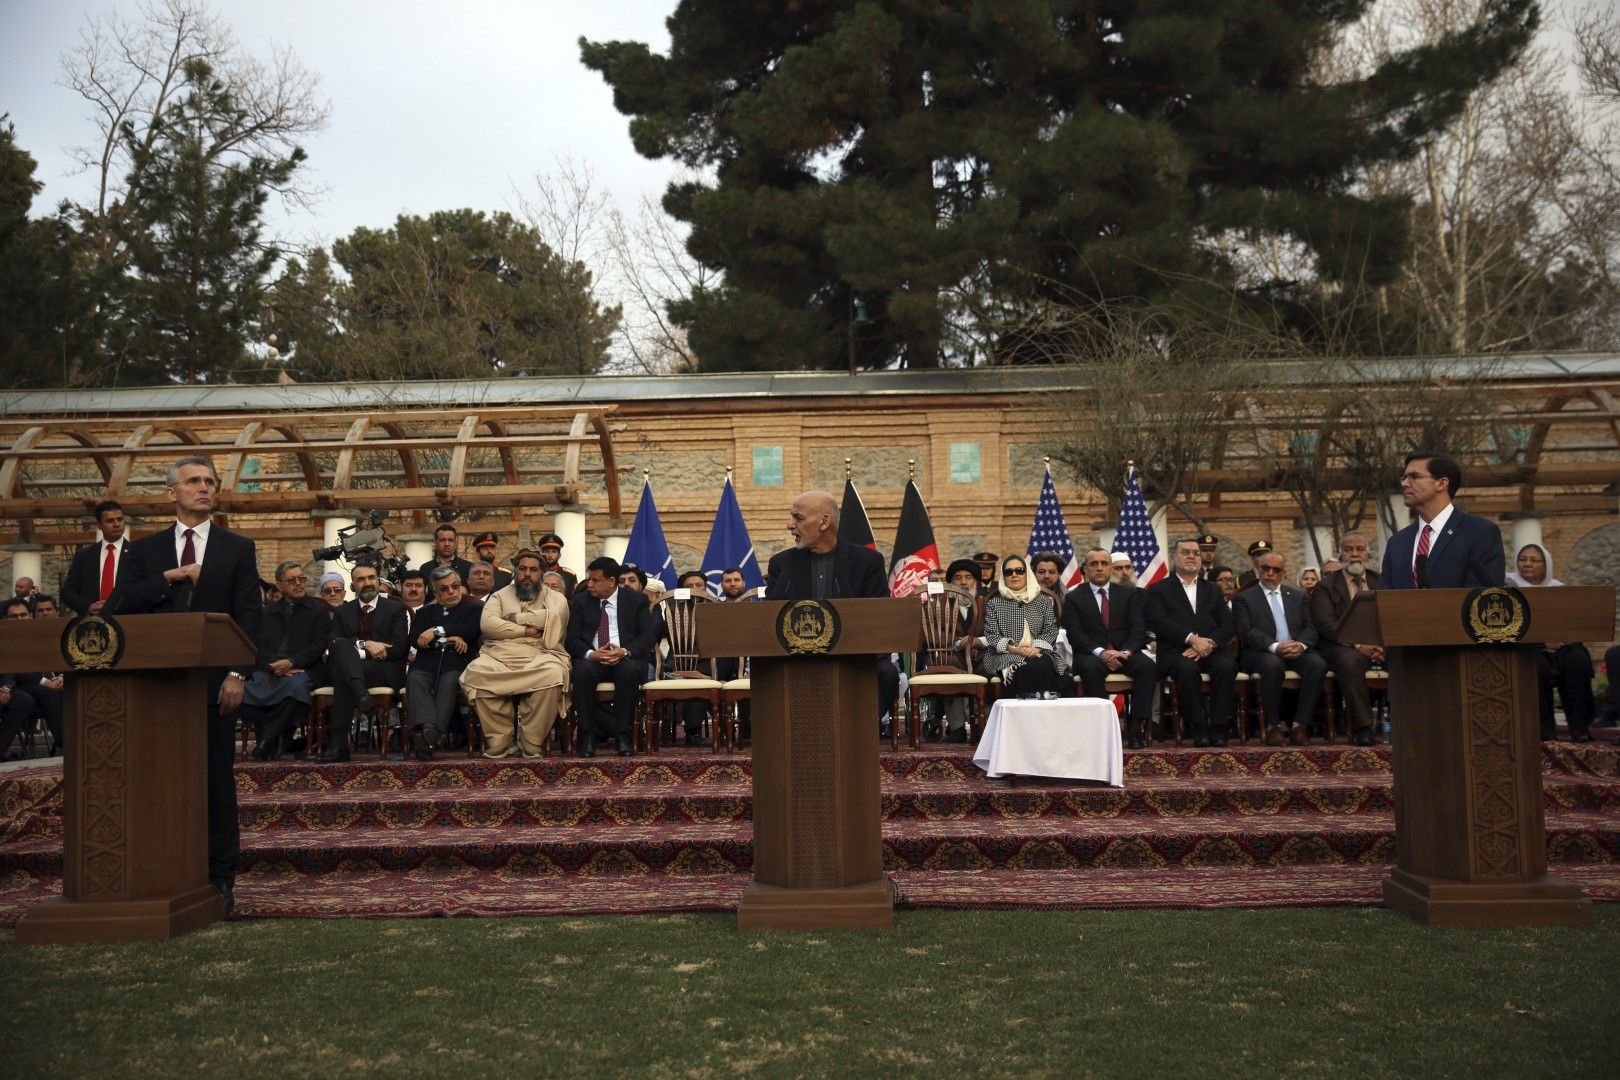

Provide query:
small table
left=972, top=698, right=1124, bottom=786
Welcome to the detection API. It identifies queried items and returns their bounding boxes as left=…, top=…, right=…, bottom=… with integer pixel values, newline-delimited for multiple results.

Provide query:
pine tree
left=582, top=0, right=1537, bottom=370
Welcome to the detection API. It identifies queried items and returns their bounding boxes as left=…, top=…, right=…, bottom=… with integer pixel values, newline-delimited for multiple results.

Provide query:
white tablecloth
left=972, top=698, right=1124, bottom=786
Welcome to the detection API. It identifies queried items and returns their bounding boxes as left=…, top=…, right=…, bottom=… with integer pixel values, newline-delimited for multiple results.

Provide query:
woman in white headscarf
left=978, top=554, right=1067, bottom=697
left=1507, top=543, right=1595, bottom=742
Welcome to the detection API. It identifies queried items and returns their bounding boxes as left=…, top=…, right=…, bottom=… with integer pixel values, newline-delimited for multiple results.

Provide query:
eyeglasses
left=1258, top=565, right=1286, bottom=574
left=280, top=575, right=307, bottom=584
left=1004, top=567, right=1027, bottom=576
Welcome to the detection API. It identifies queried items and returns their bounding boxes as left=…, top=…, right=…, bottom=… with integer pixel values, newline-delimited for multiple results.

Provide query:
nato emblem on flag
left=623, top=477, right=677, bottom=590
left=1026, top=464, right=1080, bottom=589
left=701, top=473, right=764, bottom=595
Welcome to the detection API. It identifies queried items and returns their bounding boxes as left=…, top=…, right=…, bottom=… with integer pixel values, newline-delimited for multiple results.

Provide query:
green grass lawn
left=5, top=905, right=1616, bottom=1078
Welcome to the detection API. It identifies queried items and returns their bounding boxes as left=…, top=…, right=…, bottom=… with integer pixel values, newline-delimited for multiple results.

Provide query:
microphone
left=1415, top=553, right=1430, bottom=589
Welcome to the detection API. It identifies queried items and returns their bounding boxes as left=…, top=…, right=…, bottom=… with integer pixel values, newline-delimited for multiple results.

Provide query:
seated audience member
left=472, top=530, right=513, bottom=591
left=0, top=597, right=40, bottom=758
left=317, top=571, right=346, bottom=609
left=13, top=578, right=35, bottom=600
left=927, top=566, right=947, bottom=583
left=242, top=560, right=333, bottom=760
left=1110, top=552, right=1137, bottom=586
left=461, top=549, right=571, bottom=758
left=1031, top=550, right=1067, bottom=605
left=979, top=555, right=1067, bottom=697
left=63, top=500, right=132, bottom=615
left=317, top=560, right=407, bottom=763
left=29, top=594, right=59, bottom=618
left=259, top=579, right=281, bottom=604
left=1213, top=567, right=1237, bottom=608
left=1064, top=548, right=1157, bottom=748
left=718, top=567, right=749, bottom=601
left=1234, top=551, right=1327, bottom=745
left=466, top=562, right=496, bottom=604
left=568, top=556, right=657, bottom=757
left=1309, top=533, right=1382, bottom=746
left=406, top=566, right=483, bottom=759
left=1298, top=566, right=1320, bottom=595
left=3, top=597, right=64, bottom=754
left=1507, top=543, right=1596, bottom=742
left=618, top=565, right=648, bottom=593
left=542, top=570, right=567, bottom=596
left=935, top=559, right=985, bottom=741
left=1321, top=559, right=1344, bottom=575
left=1145, top=537, right=1238, bottom=747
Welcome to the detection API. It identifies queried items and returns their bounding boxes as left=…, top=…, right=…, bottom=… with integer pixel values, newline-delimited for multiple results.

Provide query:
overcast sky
left=1, top=0, right=684, bottom=250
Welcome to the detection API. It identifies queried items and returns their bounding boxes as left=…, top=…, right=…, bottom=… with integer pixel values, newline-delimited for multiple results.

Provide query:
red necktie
left=358, top=603, right=375, bottom=638
left=1098, top=586, right=1110, bottom=628
left=99, top=543, right=116, bottom=601
left=597, top=598, right=611, bottom=648
left=1413, top=523, right=1432, bottom=586
left=181, top=528, right=196, bottom=566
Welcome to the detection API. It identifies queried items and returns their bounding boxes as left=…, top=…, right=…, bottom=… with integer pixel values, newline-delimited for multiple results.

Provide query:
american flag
left=1117, top=466, right=1168, bottom=585
left=1026, top=464, right=1081, bottom=589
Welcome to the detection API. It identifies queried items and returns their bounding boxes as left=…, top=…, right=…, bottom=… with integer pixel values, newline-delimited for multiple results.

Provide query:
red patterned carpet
left=2, top=741, right=1617, bottom=923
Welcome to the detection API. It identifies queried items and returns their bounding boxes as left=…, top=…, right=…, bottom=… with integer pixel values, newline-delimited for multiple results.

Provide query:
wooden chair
left=716, top=588, right=763, bottom=752
left=904, top=584, right=988, bottom=750
left=306, top=684, right=396, bottom=755
left=642, top=591, right=724, bottom=752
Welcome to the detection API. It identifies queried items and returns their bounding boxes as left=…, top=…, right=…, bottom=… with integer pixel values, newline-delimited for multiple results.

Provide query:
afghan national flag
left=887, top=479, right=940, bottom=597
left=840, top=478, right=877, bottom=550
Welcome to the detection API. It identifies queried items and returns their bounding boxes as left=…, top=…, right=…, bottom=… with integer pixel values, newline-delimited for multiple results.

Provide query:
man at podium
left=1381, top=451, right=1504, bottom=590
left=112, top=455, right=261, bottom=914
left=766, top=489, right=898, bottom=722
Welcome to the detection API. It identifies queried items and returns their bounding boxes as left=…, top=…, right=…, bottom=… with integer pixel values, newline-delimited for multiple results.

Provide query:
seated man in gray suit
left=1234, top=550, right=1327, bottom=745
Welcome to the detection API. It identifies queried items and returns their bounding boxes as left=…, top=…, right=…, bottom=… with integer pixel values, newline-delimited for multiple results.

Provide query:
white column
left=1150, top=506, right=1169, bottom=555
left=1509, top=516, right=1542, bottom=555
left=1095, top=525, right=1116, bottom=552
left=402, top=538, right=434, bottom=569
left=599, top=531, right=629, bottom=564
left=1377, top=495, right=1407, bottom=552
left=7, top=549, right=43, bottom=592
left=317, top=513, right=356, bottom=584
left=549, top=505, right=589, bottom=576
left=1306, top=525, right=1335, bottom=567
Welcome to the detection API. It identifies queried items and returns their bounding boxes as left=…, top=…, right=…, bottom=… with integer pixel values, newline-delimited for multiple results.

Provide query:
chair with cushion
left=643, top=591, right=724, bottom=752
left=904, top=584, right=989, bottom=750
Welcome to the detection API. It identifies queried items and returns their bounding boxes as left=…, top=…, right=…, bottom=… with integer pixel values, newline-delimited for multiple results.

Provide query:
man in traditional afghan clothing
left=459, top=548, right=571, bottom=758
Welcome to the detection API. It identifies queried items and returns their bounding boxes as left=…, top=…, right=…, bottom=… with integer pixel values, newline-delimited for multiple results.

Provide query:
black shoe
left=577, top=734, right=596, bottom=758
left=1126, top=735, right=1144, bottom=750
left=616, top=735, right=634, bottom=757
left=947, top=728, right=968, bottom=744
left=250, top=739, right=276, bottom=762
left=1572, top=731, right=1594, bottom=744
left=315, top=744, right=351, bottom=763
left=1353, top=728, right=1376, bottom=747
left=1210, top=734, right=1228, bottom=747
left=1193, top=736, right=1211, bottom=748
left=212, top=878, right=235, bottom=917
left=411, top=730, right=434, bottom=761
left=686, top=734, right=710, bottom=748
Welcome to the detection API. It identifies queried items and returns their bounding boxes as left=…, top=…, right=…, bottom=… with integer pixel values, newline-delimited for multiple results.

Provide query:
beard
left=514, top=580, right=540, bottom=601
left=1345, top=560, right=1365, bottom=577
left=357, top=585, right=379, bottom=604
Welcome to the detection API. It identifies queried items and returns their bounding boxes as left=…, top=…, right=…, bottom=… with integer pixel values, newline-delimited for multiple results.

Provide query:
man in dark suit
left=242, top=559, right=333, bottom=760
left=765, top=489, right=899, bottom=722
left=568, top=555, right=657, bottom=757
left=406, top=564, right=483, bottom=759
left=1310, top=532, right=1383, bottom=746
left=1381, top=450, right=1505, bottom=589
left=1064, top=547, right=1158, bottom=748
left=319, top=559, right=408, bottom=762
left=1145, top=537, right=1238, bottom=747
left=62, top=500, right=134, bottom=615
left=110, top=455, right=261, bottom=913
left=1233, top=550, right=1328, bottom=745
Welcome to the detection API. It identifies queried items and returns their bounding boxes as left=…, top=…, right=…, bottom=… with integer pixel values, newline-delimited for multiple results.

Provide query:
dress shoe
left=1210, top=734, right=1228, bottom=747
left=616, top=735, right=634, bottom=757
left=411, top=730, right=434, bottom=761
left=947, top=728, right=968, bottom=744
left=250, top=738, right=277, bottom=762
left=355, top=695, right=377, bottom=716
left=1288, top=724, right=1309, bottom=746
left=1264, top=725, right=1286, bottom=747
left=1126, top=735, right=1144, bottom=750
left=1353, top=728, right=1377, bottom=747
left=1193, top=736, right=1211, bottom=748
left=482, top=744, right=517, bottom=759
left=1572, top=732, right=1594, bottom=744
left=314, top=744, right=351, bottom=763
left=686, top=733, right=710, bottom=748
left=211, top=878, right=235, bottom=917
left=577, top=733, right=596, bottom=758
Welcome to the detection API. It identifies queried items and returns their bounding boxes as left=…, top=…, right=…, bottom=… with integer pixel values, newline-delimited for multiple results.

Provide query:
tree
left=95, top=59, right=306, bottom=384
left=0, top=122, right=93, bottom=388
left=583, top=0, right=1536, bottom=371
left=291, top=210, right=620, bottom=382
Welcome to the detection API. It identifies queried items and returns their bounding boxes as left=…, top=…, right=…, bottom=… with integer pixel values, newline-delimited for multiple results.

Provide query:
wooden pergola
left=0, top=405, right=626, bottom=545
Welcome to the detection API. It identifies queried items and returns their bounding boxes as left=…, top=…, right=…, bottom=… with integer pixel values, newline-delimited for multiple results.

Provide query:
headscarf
left=1506, top=543, right=1563, bottom=588
left=997, top=555, right=1040, bottom=604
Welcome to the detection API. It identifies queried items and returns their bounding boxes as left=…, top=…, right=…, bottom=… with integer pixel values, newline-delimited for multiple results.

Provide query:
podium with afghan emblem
left=6, top=613, right=256, bottom=944
left=698, top=598, right=919, bottom=930
left=1340, top=586, right=1614, bottom=926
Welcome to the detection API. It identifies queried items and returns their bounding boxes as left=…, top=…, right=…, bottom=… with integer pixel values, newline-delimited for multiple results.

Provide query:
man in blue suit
left=1381, top=451, right=1504, bottom=590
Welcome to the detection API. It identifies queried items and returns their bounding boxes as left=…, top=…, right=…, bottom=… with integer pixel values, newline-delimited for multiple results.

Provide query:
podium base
left=1382, top=869, right=1592, bottom=927
left=14, top=884, right=226, bottom=945
left=737, top=877, right=895, bottom=931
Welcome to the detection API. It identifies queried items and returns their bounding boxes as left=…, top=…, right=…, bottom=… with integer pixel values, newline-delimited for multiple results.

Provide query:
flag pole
left=845, top=457, right=852, bottom=480
left=908, top=458, right=915, bottom=481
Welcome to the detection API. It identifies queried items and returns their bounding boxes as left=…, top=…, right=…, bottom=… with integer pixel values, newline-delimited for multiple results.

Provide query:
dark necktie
left=100, top=543, right=117, bottom=601
left=597, top=598, right=611, bottom=648
left=1097, top=586, right=1110, bottom=628
left=180, top=528, right=196, bottom=565
left=358, top=603, right=375, bottom=638
left=1413, top=524, right=1433, bottom=586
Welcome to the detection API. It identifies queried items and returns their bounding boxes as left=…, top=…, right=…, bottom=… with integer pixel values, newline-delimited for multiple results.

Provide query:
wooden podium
left=698, top=597, right=919, bottom=930
left=5, top=613, right=256, bottom=944
left=1342, top=586, right=1614, bottom=926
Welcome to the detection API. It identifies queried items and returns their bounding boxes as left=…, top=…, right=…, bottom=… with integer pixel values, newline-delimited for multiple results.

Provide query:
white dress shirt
left=1412, top=502, right=1455, bottom=578
left=172, top=518, right=213, bottom=566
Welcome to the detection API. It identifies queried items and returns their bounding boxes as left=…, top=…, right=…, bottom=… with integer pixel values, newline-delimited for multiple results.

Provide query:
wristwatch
left=227, top=671, right=246, bottom=681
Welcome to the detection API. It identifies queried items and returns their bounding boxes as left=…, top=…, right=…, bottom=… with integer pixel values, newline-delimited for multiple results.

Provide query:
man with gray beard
left=1309, top=533, right=1384, bottom=746
left=460, top=549, right=572, bottom=758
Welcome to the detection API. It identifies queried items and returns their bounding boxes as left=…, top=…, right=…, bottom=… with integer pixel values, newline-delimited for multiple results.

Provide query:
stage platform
left=3, top=742, right=1617, bottom=923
